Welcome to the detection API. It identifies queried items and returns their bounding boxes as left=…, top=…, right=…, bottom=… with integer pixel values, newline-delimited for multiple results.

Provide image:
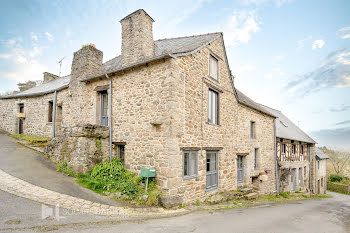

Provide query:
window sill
left=183, top=175, right=198, bottom=180
left=206, top=186, right=218, bottom=192
left=206, top=122, right=221, bottom=127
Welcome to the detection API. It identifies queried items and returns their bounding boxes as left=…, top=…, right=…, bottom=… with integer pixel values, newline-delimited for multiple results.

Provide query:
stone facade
left=0, top=9, right=322, bottom=204
left=315, top=158, right=327, bottom=194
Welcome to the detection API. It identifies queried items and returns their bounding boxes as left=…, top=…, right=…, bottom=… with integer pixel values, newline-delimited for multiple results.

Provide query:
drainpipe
left=105, top=74, right=113, bottom=162
left=52, top=91, right=57, bottom=138
left=274, top=118, right=279, bottom=195
left=309, top=144, right=311, bottom=192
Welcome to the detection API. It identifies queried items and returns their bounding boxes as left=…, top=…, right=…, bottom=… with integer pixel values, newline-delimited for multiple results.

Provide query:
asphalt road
left=0, top=133, right=128, bottom=206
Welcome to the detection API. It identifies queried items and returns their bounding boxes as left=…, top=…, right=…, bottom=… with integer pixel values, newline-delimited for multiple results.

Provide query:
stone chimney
left=120, top=9, right=155, bottom=66
left=43, top=72, right=58, bottom=84
left=66, top=44, right=103, bottom=126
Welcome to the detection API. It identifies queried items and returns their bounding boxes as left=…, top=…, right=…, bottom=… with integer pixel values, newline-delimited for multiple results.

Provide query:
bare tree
left=17, top=80, right=37, bottom=92
left=325, top=148, right=350, bottom=175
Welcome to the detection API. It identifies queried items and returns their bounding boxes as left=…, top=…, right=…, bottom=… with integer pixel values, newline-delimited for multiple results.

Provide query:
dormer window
left=281, top=143, right=286, bottom=154
left=209, top=55, right=218, bottom=80
left=292, top=144, right=296, bottom=154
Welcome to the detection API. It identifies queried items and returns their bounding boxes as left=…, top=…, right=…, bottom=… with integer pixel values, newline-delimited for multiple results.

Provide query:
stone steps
left=245, top=192, right=258, bottom=200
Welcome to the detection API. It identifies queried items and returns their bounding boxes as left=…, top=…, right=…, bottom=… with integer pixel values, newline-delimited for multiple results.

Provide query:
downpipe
left=105, top=74, right=113, bottom=162
left=274, top=118, right=279, bottom=195
left=52, top=91, right=57, bottom=138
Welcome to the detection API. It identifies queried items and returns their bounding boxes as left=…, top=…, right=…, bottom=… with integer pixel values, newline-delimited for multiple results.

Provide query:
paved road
left=0, top=133, right=124, bottom=206
left=1, top=191, right=349, bottom=232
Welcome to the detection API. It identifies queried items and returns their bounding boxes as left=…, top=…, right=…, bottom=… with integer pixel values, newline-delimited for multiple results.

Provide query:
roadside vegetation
left=189, top=192, right=332, bottom=211
left=327, top=174, right=350, bottom=195
left=57, top=159, right=160, bottom=206
left=10, top=134, right=51, bottom=147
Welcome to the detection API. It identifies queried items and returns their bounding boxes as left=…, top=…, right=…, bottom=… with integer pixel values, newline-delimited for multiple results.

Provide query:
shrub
left=327, top=182, right=349, bottom=195
left=329, top=174, right=343, bottom=183
left=10, top=134, right=51, bottom=145
left=76, top=159, right=160, bottom=206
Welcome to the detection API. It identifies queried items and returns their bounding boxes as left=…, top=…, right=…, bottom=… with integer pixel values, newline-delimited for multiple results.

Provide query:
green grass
left=56, top=160, right=77, bottom=178
left=10, top=134, right=51, bottom=145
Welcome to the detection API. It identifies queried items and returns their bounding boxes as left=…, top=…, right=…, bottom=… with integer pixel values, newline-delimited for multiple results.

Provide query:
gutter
left=274, top=118, right=279, bottom=195
left=105, top=74, right=113, bottom=162
left=52, top=91, right=57, bottom=138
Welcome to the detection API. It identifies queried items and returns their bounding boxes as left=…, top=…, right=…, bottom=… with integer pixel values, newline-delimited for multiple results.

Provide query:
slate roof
left=1, top=32, right=222, bottom=99
left=95, top=32, right=222, bottom=76
left=1, top=75, right=70, bottom=99
left=259, top=104, right=316, bottom=144
left=234, top=89, right=277, bottom=118
left=315, top=148, right=329, bottom=160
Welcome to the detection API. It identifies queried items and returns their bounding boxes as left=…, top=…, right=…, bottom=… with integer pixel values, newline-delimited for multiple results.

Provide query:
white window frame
left=281, top=143, right=286, bottom=154
left=209, top=54, right=219, bottom=80
left=208, top=89, right=219, bottom=125
left=183, top=151, right=198, bottom=179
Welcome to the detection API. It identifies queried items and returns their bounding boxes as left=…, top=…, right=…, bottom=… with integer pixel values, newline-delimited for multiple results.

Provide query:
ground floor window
left=183, top=151, right=198, bottom=179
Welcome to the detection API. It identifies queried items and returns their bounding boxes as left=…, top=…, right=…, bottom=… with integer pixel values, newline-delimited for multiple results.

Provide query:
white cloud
left=224, top=10, right=261, bottom=47
left=0, top=54, right=12, bottom=59
left=6, top=39, right=17, bottom=47
left=297, top=35, right=312, bottom=49
left=243, top=0, right=292, bottom=7
left=337, top=25, right=350, bottom=39
left=0, top=60, right=47, bottom=82
left=31, top=32, right=38, bottom=42
left=240, top=64, right=256, bottom=72
left=45, top=32, right=54, bottom=41
left=15, top=55, right=27, bottom=64
left=312, top=40, right=325, bottom=50
left=28, top=46, right=42, bottom=57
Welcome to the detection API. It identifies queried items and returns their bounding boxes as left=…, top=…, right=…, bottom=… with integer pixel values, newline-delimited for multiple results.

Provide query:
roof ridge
left=155, top=32, right=222, bottom=42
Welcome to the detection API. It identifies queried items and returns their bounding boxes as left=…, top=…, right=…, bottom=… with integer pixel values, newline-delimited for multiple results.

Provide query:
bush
left=77, top=159, right=160, bottom=206
left=279, top=191, right=290, bottom=198
left=329, top=174, right=343, bottom=183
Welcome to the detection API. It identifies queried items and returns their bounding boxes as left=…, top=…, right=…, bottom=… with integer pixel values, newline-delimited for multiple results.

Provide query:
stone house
left=0, top=9, right=326, bottom=204
left=315, top=148, right=329, bottom=194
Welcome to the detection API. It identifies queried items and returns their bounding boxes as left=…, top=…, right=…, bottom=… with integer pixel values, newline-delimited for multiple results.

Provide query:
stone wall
left=45, top=124, right=109, bottom=173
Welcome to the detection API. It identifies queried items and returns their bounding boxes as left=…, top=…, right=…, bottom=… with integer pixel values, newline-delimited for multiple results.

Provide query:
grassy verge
left=189, top=192, right=332, bottom=211
left=10, top=134, right=51, bottom=147
left=56, top=159, right=160, bottom=206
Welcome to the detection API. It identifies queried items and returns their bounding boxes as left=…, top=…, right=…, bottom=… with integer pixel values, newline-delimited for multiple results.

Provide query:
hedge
left=327, top=182, right=350, bottom=194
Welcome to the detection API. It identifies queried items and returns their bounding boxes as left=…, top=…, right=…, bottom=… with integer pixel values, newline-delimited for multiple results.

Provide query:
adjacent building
left=0, top=9, right=326, bottom=204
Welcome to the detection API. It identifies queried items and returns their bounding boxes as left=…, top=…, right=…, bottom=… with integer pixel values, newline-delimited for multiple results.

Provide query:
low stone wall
left=45, top=124, right=109, bottom=173
left=327, top=182, right=350, bottom=194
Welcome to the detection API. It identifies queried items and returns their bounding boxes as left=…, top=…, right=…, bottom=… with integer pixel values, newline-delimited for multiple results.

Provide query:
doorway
left=237, top=155, right=244, bottom=183
left=18, top=103, right=24, bottom=134
left=206, top=151, right=218, bottom=191
left=291, top=168, right=296, bottom=191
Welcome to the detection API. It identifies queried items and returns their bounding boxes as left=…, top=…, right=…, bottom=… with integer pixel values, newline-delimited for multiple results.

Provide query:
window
left=209, top=55, right=218, bottom=80
left=100, top=91, right=108, bottom=126
left=250, top=121, right=255, bottom=139
left=292, top=144, right=296, bottom=154
left=304, top=166, right=306, bottom=176
left=48, top=101, right=53, bottom=122
left=281, top=143, right=286, bottom=154
left=318, top=160, right=320, bottom=170
left=19, top=103, right=24, bottom=113
left=117, top=145, right=125, bottom=163
left=300, top=145, right=304, bottom=154
left=254, top=148, right=258, bottom=170
left=183, top=151, right=198, bottom=179
left=321, top=177, right=324, bottom=187
left=208, top=89, right=219, bottom=125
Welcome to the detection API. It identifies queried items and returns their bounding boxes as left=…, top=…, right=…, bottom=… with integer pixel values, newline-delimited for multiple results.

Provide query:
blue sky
left=0, top=0, right=349, bottom=149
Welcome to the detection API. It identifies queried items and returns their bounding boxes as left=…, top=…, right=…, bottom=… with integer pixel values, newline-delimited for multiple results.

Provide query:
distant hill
left=309, top=127, right=350, bottom=151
